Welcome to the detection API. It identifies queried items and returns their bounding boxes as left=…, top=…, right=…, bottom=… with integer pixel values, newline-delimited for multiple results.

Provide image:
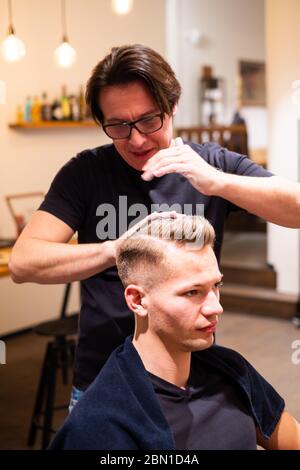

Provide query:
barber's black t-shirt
left=39, top=143, right=272, bottom=389
left=148, top=356, right=257, bottom=450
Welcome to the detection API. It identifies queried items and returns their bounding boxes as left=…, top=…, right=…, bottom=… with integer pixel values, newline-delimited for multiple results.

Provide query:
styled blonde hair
left=116, top=215, right=215, bottom=288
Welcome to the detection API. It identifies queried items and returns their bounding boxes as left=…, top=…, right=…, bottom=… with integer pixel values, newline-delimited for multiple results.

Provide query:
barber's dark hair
left=86, top=44, right=182, bottom=126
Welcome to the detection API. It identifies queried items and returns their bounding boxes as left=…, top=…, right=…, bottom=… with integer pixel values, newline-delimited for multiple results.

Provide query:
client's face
left=144, top=244, right=224, bottom=352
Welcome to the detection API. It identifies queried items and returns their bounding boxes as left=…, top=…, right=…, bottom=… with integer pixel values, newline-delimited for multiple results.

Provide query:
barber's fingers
left=170, top=136, right=184, bottom=148
left=142, top=137, right=184, bottom=181
left=149, top=210, right=178, bottom=222
left=174, top=137, right=184, bottom=147
left=124, top=211, right=178, bottom=238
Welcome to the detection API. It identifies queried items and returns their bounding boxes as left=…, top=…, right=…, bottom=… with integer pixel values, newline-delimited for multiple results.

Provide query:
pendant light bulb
left=112, top=0, right=134, bottom=15
left=1, top=1, right=26, bottom=62
left=54, top=0, right=76, bottom=68
left=54, top=38, right=76, bottom=68
left=1, top=31, right=26, bottom=62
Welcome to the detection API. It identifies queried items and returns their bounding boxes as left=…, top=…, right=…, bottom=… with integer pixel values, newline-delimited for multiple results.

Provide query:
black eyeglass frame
left=102, top=112, right=164, bottom=140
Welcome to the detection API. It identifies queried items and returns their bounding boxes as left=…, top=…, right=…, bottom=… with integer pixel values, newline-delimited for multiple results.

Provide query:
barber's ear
left=124, top=285, right=148, bottom=317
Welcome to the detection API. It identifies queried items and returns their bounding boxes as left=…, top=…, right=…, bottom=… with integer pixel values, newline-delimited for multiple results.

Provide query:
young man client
left=49, top=215, right=300, bottom=450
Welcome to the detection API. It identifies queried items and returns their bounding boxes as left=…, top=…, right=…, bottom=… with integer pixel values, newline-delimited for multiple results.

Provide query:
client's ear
left=124, top=285, right=147, bottom=317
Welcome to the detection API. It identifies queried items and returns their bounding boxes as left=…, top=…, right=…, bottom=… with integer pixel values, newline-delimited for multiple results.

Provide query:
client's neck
left=132, top=328, right=191, bottom=389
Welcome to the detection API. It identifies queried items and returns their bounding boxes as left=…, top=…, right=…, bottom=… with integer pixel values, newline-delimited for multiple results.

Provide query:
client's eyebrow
left=179, top=274, right=224, bottom=291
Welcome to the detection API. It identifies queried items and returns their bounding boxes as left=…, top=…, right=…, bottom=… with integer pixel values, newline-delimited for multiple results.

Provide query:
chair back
left=175, top=124, right=248, bottom=156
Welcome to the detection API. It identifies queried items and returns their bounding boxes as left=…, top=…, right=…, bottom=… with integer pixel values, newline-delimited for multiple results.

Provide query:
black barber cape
left=48, top=337, right=284, bottom=450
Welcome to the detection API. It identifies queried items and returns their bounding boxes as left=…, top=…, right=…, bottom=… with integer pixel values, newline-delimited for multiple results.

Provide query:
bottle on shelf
left=31, top=96, right=42, bottom=123
left=12, top=85, right=96, bottom=126
left=41, top=92, right=52, bottom=121
left=69, top=95, right=80, bottom=121
left=51, top=99, right=63, bottom=121
left=24, top=96, right=32, bottom=122
left=61, top=85, right=71, bottom=121
left=16, top=105, right=24, bottom=125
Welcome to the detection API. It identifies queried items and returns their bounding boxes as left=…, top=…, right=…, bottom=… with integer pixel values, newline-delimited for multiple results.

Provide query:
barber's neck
left=132, top=328, right=191, bottom=390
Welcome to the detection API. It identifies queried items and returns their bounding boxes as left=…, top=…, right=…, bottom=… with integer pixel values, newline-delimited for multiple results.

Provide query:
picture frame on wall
left=5, top=192, right=44, bottom=237
left=238, top=60, right=266, bottom=107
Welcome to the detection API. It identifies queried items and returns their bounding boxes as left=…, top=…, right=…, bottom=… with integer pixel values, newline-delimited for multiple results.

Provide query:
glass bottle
left=41, top=92, right=52, bottom=121
left=32, top=96, right=42, bottom=123
left=61, top=85, right=71, bottom=120
left=51, top=99, right=63, bottom=121
left=16, top=104, right=24, bottom=124
left=24, top=96, right=32, bottom=122
left=70, top=95, right=80, bottom=121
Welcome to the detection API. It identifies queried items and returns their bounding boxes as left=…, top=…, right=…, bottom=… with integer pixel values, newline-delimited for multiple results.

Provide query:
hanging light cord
left=61, top=0, right=68, bottom=42
left=8, top=0, right=15, bottom=34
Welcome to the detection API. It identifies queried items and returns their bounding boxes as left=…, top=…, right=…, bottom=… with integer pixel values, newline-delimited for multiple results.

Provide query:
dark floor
left=0, top=333, right=72, bottom=450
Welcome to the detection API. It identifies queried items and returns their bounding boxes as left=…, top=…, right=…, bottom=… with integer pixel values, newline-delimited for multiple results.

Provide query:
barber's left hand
left=141, top=137, right=224, bottom=196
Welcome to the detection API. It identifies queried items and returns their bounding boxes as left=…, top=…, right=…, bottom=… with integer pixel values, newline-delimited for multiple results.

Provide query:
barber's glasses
left=103, top=112, right=164, bottom=140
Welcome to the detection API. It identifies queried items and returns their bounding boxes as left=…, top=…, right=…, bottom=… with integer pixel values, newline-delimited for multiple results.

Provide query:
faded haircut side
left=116, top=215, right=215, bottom=289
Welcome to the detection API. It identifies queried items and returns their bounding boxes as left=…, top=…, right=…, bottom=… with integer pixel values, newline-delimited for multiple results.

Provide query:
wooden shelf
left=9, top=120, right=98, bottom=129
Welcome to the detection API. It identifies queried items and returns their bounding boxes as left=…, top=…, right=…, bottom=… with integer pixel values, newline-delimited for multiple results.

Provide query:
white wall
left=266, top=0, right=300, bottom=295
left=166, top=0, right=266, bottom=150
left=0, top=0, right=166, bottom=334
left=166, top=0, right=299, bottom=295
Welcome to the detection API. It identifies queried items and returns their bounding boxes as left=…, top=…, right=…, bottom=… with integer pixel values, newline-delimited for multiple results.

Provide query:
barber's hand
left=141, top=137, right=224, bottom=196
left=120, top=210, right=178, bottom=240
left=113, top=211, right=178, bottom=258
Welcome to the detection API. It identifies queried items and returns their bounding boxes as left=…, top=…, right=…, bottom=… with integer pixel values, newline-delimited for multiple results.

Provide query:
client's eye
left=185, top=290, right=199, bottom=297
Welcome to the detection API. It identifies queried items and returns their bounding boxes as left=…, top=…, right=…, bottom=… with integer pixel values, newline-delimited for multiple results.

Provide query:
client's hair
left=116, top=215, right=215, bottom=289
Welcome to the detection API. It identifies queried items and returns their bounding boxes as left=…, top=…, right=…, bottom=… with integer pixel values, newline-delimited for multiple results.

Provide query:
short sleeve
left=188, top=142, right=273, bottom=215
left=218, top=347, right=285, bottom=439
left=189, top=142, right=273, bottom=177
left=39, top=155, right=88, bottom=232
left=243, top=357, right=285, bottom=439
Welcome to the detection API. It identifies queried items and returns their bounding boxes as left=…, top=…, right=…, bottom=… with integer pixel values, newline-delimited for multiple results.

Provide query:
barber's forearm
left=214, top=174, right=300, bottom=228
left=9, top=239, right=116, bottom=284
